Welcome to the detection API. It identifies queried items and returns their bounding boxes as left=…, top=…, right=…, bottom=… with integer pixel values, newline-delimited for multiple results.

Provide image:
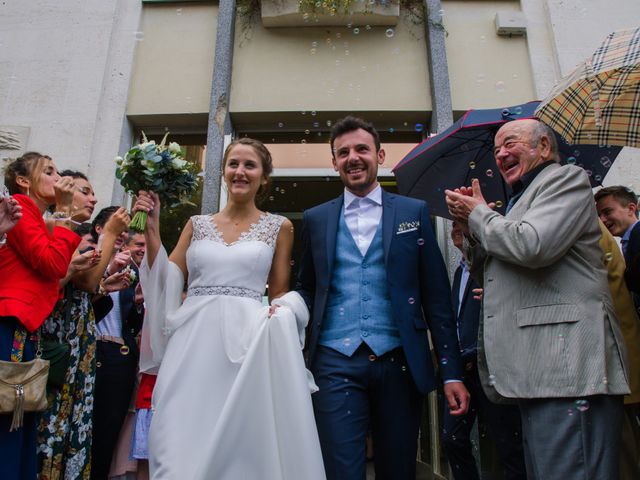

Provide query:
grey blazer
left=466, top=163, right=629, bottom=400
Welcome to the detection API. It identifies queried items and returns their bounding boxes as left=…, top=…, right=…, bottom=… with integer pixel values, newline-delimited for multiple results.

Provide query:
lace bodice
left=191, top=213, right=284, bottom=248
left=185, top=213, right=286, bottom=299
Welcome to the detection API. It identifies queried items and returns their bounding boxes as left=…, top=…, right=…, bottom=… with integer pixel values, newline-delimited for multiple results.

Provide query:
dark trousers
left=90, top=341, right=137, bottom=480
left=441, top=362, right=527, bottom=480
left=0, top=317, right=37, bottom=480
left=519, top=395, right=623, bottom=480
left=620, top=404, right=640, bottom=479
left=312, top=344, right=422, bottom=480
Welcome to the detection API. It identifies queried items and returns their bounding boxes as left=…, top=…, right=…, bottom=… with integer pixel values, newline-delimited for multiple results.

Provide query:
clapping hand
left=445, top=179, right=495, bottom=223
left=0, top=196, right=22, bottom=236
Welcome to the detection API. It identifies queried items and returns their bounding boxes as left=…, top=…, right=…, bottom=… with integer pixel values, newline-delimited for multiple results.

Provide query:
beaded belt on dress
left=187, top=285, right=263, bottom=302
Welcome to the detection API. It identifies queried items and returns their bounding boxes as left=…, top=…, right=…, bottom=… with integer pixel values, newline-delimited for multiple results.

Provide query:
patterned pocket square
left=396, top=221, right=420, bottom=235
left=397, top=227, right=418, bottom=235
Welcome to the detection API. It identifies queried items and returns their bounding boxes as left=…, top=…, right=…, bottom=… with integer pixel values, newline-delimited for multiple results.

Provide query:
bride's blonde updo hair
left=222, top=137, right=273, bottom=203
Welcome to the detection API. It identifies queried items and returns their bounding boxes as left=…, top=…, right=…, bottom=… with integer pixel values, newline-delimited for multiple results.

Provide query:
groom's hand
left=444, top=381, right=470, bottom=416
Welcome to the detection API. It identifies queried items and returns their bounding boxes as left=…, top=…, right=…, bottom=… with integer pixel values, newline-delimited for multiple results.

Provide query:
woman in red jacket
left=0, top=152, right=80, bottom=480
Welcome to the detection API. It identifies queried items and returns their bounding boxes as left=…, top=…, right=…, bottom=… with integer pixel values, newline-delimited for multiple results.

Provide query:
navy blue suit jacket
left=118, top=286, right=143, bottom=355
left=624, top=221, right=640, bottom=298
left=296, top=190, right=462, bottom=394
left=451, top=265, right=481, bottom=362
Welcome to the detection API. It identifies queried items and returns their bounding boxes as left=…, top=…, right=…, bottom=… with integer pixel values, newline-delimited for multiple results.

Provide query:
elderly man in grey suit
left=445, top=119, right=630, bottom=480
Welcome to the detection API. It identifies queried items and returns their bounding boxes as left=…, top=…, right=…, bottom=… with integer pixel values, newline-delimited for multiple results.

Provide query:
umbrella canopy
left=393, top=101, right=621, bottom=219
left=536, top=27, right=640, bottom=148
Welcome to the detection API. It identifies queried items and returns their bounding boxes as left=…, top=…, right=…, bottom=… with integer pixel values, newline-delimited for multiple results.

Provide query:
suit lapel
left=458, top=272, right=473, bottom=319
left=382, top=190, right=395, bottom=265
left=507, top=163, right=559, bottom=218
left=119, top=287, right=132, bottom=320
left=452, top=267, right=462, bottom=317
left=325, top=196, right=343, bottom=278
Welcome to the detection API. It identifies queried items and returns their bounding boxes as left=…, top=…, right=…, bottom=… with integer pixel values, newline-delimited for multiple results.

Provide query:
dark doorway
left=263, top=176, right=397, bottom=290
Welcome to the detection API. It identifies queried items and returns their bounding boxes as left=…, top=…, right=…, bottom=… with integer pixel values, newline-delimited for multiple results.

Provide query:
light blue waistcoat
left=318, top=211, right=400, bottom=356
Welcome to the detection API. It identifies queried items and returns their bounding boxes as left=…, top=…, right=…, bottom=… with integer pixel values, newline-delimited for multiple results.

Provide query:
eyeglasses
left=493, top=140, right=531, bottom=157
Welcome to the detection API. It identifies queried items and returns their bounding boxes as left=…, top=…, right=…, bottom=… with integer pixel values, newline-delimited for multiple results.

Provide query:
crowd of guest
left=0, top=153, right=151, bottom=480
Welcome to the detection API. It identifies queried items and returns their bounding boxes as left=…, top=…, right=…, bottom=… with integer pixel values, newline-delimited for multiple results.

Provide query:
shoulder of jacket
left=533, top=163, right=591, bottom=190
left=387, top=192, right=425, bottom=208
left=13, top=193, right=38, bottom=212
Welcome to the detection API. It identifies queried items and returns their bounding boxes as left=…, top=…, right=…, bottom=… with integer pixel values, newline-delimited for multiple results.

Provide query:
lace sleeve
left=190, top=215, right=214, bottom=242
left=252, top=214, right=286, bottom=249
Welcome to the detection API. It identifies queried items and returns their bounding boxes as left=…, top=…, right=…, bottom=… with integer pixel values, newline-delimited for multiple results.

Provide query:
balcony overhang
left=261, top=0, right=400, bottom=28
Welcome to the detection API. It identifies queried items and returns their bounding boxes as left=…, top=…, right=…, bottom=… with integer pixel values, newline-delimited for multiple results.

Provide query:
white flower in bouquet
left=172, top=158, right=187, bottom=169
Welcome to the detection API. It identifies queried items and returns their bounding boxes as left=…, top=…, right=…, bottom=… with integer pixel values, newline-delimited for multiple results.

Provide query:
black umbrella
left=393, top=101, right=621, bottom=219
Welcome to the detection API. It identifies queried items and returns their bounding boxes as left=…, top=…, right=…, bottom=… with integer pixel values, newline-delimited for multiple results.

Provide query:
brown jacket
left=599, top=220, right=640, bottom=404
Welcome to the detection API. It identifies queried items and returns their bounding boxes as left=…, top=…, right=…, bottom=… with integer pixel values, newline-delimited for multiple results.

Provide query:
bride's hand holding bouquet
left=132, top=191, right=160, bottom=232
left=132, top=190, right=162, bottom=267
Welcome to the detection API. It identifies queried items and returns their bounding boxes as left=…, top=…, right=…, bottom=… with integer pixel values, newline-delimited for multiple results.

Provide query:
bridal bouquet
left=115, top=133, right=200, bottom=232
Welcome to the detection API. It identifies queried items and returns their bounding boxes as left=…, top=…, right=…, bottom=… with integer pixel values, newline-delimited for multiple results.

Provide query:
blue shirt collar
left=622, top=220, right=640, bottom=243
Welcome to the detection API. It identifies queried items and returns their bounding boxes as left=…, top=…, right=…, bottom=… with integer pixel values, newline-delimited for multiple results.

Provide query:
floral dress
left=37, top=285, right=97, bottom=480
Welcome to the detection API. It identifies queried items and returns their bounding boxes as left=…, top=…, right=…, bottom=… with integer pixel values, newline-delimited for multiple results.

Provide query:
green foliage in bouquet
left=115, top=132, right=201, bottom=232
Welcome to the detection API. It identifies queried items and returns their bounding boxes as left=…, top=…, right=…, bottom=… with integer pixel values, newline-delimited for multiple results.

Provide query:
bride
left=133, top=138, right=325, bottom=480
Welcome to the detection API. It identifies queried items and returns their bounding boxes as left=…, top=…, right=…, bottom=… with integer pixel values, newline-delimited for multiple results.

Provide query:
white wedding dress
left=139, top=213, right=326, bottom=480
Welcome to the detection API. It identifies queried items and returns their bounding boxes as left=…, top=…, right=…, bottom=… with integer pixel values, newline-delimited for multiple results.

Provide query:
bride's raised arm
left=267, top=217, right=294, bottom=303
left=132, top=190, right=190, bottom=279
left=132, top=190, right=191, bottom=371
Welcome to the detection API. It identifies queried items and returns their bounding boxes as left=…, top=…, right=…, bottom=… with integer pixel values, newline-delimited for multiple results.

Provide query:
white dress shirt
left=343, top=184, right=383, bottom=256
left=96, top=291, right=122, bottom=337
left=457, top=260, right=470, bottom=317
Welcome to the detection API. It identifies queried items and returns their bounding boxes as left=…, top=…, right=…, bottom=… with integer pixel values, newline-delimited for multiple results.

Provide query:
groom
left=297, top=116, right=469, bottom=479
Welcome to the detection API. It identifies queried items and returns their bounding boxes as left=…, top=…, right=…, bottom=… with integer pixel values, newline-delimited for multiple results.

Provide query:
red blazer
left=0, top=194, right=80, bottom=332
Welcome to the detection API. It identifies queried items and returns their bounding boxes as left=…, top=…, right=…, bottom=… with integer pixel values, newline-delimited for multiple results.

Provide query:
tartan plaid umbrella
left=536, top=27, right=640, bottom=148
left=393, top=101, right=621, bottom=220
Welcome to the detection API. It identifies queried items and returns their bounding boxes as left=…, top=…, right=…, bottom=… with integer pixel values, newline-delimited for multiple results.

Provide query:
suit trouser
left=519, top=395, right=623, bottom=480
left=441, top=362, right=527, bottom=480
left=619, top=404, right=640, bottom=480
left=311, top=344, right=422, bottom=480
left=91, top=340, right=137, bottom=480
